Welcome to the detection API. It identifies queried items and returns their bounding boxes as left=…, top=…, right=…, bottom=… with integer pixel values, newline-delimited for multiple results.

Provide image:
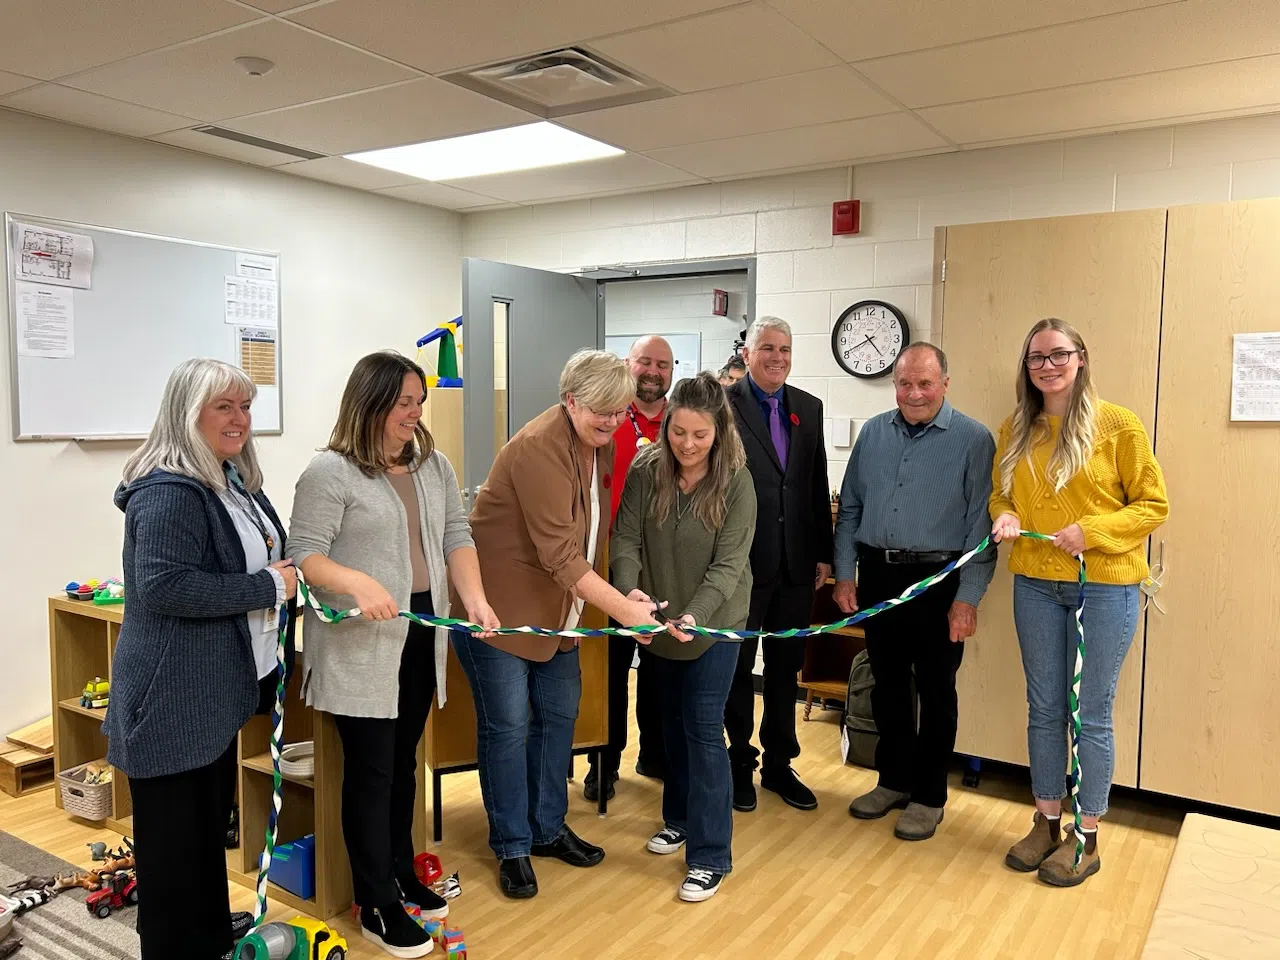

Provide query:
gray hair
left=746, top=315, right=792, bottom=349
left=558, top=348, right=635, bottom=413
left=895, top=341, right=948, bottom=376
left=122, top=358, right=263, bottom=492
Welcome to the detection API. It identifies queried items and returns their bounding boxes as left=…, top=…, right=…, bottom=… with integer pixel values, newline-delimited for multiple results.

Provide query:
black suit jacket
left=728, top=377, right=834, bottom=587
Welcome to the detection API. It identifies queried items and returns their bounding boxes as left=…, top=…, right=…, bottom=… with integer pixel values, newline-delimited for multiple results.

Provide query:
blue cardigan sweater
left=104, top=469, right=295, bottom=779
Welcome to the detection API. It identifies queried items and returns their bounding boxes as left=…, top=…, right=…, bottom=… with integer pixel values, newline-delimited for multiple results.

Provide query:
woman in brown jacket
left=452, top=349, right=664, bottom=900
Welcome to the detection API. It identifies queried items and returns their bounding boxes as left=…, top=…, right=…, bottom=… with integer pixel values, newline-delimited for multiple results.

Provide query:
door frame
left=579, top=257, right=757, bottom=348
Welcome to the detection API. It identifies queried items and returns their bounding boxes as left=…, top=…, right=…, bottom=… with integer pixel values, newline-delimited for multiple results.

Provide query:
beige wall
left=462, top=112, right=1280, bottom=488
left=0, top=108, right=462, bottom=736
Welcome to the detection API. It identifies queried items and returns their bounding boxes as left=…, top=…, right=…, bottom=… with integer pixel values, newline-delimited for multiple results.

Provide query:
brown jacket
left=453, top=404, right=613, bottom=661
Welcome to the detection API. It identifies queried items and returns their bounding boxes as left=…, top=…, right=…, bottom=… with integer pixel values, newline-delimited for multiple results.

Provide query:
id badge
left=261, top=608, right=279, bottom=637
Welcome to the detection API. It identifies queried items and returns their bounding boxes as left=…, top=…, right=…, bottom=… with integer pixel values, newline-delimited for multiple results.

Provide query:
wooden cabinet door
left=1140, top=199, right=1280, bottom=814
left=938, top=211, right=1166, bottom=785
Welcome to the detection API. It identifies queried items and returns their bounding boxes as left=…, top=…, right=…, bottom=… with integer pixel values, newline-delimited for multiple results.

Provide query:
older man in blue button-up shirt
left=834, top=342, right=995, bottom=842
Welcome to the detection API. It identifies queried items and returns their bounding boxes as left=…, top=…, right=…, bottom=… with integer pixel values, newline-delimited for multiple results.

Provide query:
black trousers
left=334, top=591, right=436, bottom=908
left=129, top=673, right=277, bottom=959
left=723, top=580, right=814, bottom=773
left=858, top=550, right=963, bottom=809
left=590, top=635, right=667, bottom=775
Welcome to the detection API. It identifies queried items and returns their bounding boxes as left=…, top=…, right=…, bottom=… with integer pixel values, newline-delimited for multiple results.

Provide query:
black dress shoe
left=583, top=767, right=617, bottom=802
left=634, top=757, right=666, bottom=780
left=499, top=856, right=538, bottom=899
left=761, top=767, right=819, bottom=810
left=732, top=766, right=757, bottom=812
left=530, top=825, right=605, bottom=867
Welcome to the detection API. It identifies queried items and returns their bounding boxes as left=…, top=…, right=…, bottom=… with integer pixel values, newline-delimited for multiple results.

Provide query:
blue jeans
left=450, top=631, right=580, bottom=860
left=1012, top=576, right=1139, bottom=818
left=653, top=642, right=738, bottom=875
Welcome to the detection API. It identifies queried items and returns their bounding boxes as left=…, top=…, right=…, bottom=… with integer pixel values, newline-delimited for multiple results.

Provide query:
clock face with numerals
left=831, top=299, right=909, bottom=379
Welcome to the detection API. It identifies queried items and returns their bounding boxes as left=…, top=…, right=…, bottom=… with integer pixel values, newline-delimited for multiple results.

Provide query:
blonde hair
left=558, top=348, right=635, bottom=413
left=998, top=318, right=1098, bottom=496
left=326, top=351, right=434, bottom=476
left=122, top=359, right=263, bottom=492
left=638, top=371, right=746, bottom=530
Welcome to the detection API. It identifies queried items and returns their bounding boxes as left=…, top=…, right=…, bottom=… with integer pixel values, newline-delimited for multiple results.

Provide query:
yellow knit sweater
left=989, top=400, right=1169, bottom=585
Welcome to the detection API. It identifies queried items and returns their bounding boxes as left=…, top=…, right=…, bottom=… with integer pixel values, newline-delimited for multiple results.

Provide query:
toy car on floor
left=231, top=916, right=347, bottom=959
left=85, top=870, right=137, bottom=918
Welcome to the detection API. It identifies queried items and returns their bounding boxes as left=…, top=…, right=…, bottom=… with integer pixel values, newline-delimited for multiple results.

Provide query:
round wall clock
left=831, top=299, right=909, bottom=379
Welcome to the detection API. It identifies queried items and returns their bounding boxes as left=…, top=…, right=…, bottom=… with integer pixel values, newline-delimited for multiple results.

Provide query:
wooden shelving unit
left=47, top=597, right=132, bottom=834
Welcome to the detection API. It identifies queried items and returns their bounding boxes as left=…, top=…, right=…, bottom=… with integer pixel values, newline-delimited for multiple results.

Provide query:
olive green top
left=610, top=457, right=756, bottom=660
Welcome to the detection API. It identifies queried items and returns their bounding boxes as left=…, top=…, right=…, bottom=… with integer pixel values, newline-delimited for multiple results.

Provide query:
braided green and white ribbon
left=251, top=527, right=1085, bottom=915
left=252, top=607, right=288, bottom=927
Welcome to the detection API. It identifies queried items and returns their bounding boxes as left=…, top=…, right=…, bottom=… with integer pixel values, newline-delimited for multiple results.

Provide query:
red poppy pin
left=790, top=413, right=800, bottom=426
left=603, top=473, right=611, bottom=489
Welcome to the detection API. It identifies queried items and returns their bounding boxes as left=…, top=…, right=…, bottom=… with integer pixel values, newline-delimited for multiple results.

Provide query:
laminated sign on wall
left=1230, top=333, right=1280, bottom=422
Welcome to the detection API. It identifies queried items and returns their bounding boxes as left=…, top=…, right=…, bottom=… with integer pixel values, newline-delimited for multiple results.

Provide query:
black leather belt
left=863, top=546, right=961, bottom=565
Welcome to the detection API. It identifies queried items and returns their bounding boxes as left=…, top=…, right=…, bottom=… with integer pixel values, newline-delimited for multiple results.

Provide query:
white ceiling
left=2, top=0, right=1279, bottom=211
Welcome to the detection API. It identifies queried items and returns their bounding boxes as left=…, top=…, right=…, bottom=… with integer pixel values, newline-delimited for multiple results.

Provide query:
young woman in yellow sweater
left=990, top=318, right=1168, bottom=888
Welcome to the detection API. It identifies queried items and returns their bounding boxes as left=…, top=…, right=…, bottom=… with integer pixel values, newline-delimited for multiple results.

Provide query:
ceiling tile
left=0, top=0, right=260, bottom=81
left=918, top=56, right=1280, bottom=144
left=592, top=4, right=839, bottom=93
left=646, top=113, right=948, bottom=179
left=0, top=70, right=39, bottom=97
left=377, top=181, right=510, bottom=210
left=764, top=0, right=1179, bottom=62
left=149, top=126, right=303, bottom=166
left=858, top=0, right=1280, bottom=108
left=559, top=67, right=894, bottom=150
left=64, top=19, right=416, bottom=122
left=0, top=84, right=195, bottom=137
left=224, top=77, right=536, bottom=155
left=442, top=153, right=700, bottom=202
left=289, top=0, right=748, bottom=75
left=278, top=156, right=425, bottom=190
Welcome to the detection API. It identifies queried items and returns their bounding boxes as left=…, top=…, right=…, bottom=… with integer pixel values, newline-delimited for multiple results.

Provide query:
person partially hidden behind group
left=612, top=372, right=757, bottom=902
left=289, top=351, right=499, bottom=957
left=717, top=355, right=746, bottom=387
left=107, top=358, right=297, bottom=960
left=454, top=348, right=665, bottom=900
left=991, top=318, right=1167, bottom=887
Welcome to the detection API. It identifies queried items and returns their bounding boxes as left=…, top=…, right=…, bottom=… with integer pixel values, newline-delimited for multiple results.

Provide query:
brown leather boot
left=1005, top=812, right=1061, bottom=872
left=1038, top=829, right=1101, bottom=886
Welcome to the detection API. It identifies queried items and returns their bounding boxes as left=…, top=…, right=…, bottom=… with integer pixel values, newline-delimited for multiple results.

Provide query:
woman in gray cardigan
left=289, top=351, right=498, bottom=958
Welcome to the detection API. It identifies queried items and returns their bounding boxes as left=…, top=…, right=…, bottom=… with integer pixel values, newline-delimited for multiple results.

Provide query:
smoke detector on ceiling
left=443, top=47, right=671, bottom=117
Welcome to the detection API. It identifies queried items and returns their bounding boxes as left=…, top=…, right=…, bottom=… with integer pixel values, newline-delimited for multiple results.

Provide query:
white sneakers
left=646, top=828, right=725, bottom=901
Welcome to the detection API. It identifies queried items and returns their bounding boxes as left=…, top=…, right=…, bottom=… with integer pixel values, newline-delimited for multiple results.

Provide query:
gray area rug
left=0, top=830, right=140, bottom=958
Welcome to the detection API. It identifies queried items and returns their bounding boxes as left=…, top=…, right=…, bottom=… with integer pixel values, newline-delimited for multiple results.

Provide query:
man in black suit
left=724, top=315, right=833, bottom=812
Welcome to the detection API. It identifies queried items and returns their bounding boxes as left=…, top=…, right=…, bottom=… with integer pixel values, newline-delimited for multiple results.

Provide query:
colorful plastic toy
left=80, top=677, right=109, bottom=709
left=416, top=318, right=464, bottom=388
left=413, top=852, right=442, bottom=886
left=231, top=916, right=348, bottom=960
left=85, top=870, right=137, bottom=918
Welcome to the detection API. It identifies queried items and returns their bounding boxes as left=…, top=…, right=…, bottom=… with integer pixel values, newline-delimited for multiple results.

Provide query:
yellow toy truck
left=231, top=916, right=347, bottom=960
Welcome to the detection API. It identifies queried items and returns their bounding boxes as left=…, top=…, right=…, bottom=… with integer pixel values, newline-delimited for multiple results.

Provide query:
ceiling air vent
left=442, top=47, right=671, bottom=117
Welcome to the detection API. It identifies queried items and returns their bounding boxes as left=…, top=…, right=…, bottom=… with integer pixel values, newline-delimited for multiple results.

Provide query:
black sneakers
left=760, top=767, right=818, bottom=810
left=732, top=766, right=757, bottom=812
left=360, top=903, right=434, bottom=958
left=679, top=868, right=724, bottom=902
left=646, top=827, right=687, bottom=855
left=397, top=875, right=449, bottom=919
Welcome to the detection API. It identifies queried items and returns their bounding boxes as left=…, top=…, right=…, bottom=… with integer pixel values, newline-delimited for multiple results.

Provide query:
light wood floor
left=1, top=690, right=1182, bottom=959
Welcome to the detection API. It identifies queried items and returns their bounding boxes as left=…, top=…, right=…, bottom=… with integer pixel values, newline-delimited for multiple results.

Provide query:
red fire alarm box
left=832, top=200, right=861, bottom=236
left=712, top=289, right=728, bottom=316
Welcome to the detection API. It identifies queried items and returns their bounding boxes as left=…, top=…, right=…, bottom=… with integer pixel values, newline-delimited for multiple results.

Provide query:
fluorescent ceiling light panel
left=345, top=122, right=623, bottom=181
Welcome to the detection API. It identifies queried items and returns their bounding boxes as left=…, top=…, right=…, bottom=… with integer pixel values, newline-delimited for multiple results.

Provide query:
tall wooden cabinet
left=935, top=198, right=1280, bottom=815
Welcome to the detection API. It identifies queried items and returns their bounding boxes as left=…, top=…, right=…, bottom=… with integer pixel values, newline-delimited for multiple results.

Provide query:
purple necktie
left=766, top=395, right=789, bottom=468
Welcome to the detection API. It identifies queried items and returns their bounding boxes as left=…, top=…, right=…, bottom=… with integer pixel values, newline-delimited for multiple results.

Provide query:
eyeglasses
left=1024, top=349, right=1079, bottom=370
left=587, top=405, right=628, bottom=423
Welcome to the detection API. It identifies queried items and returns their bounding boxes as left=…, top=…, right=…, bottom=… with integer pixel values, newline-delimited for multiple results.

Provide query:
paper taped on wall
left=15, top=222, right=94, bottom=289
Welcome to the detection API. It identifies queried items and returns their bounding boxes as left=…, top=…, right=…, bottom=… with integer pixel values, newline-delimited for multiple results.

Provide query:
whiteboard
left=5, top=213, right=282, bottom=440
left=605, top=333, right=701, bottom=396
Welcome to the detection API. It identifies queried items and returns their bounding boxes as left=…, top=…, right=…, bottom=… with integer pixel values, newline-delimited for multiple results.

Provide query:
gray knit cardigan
left=104, top=470, right=295, bottom=779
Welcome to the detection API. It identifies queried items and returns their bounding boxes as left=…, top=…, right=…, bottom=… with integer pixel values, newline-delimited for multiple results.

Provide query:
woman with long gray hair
left=106, top=358, right=298, bottom=959
left=611, top=371, right=757, bottom=902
